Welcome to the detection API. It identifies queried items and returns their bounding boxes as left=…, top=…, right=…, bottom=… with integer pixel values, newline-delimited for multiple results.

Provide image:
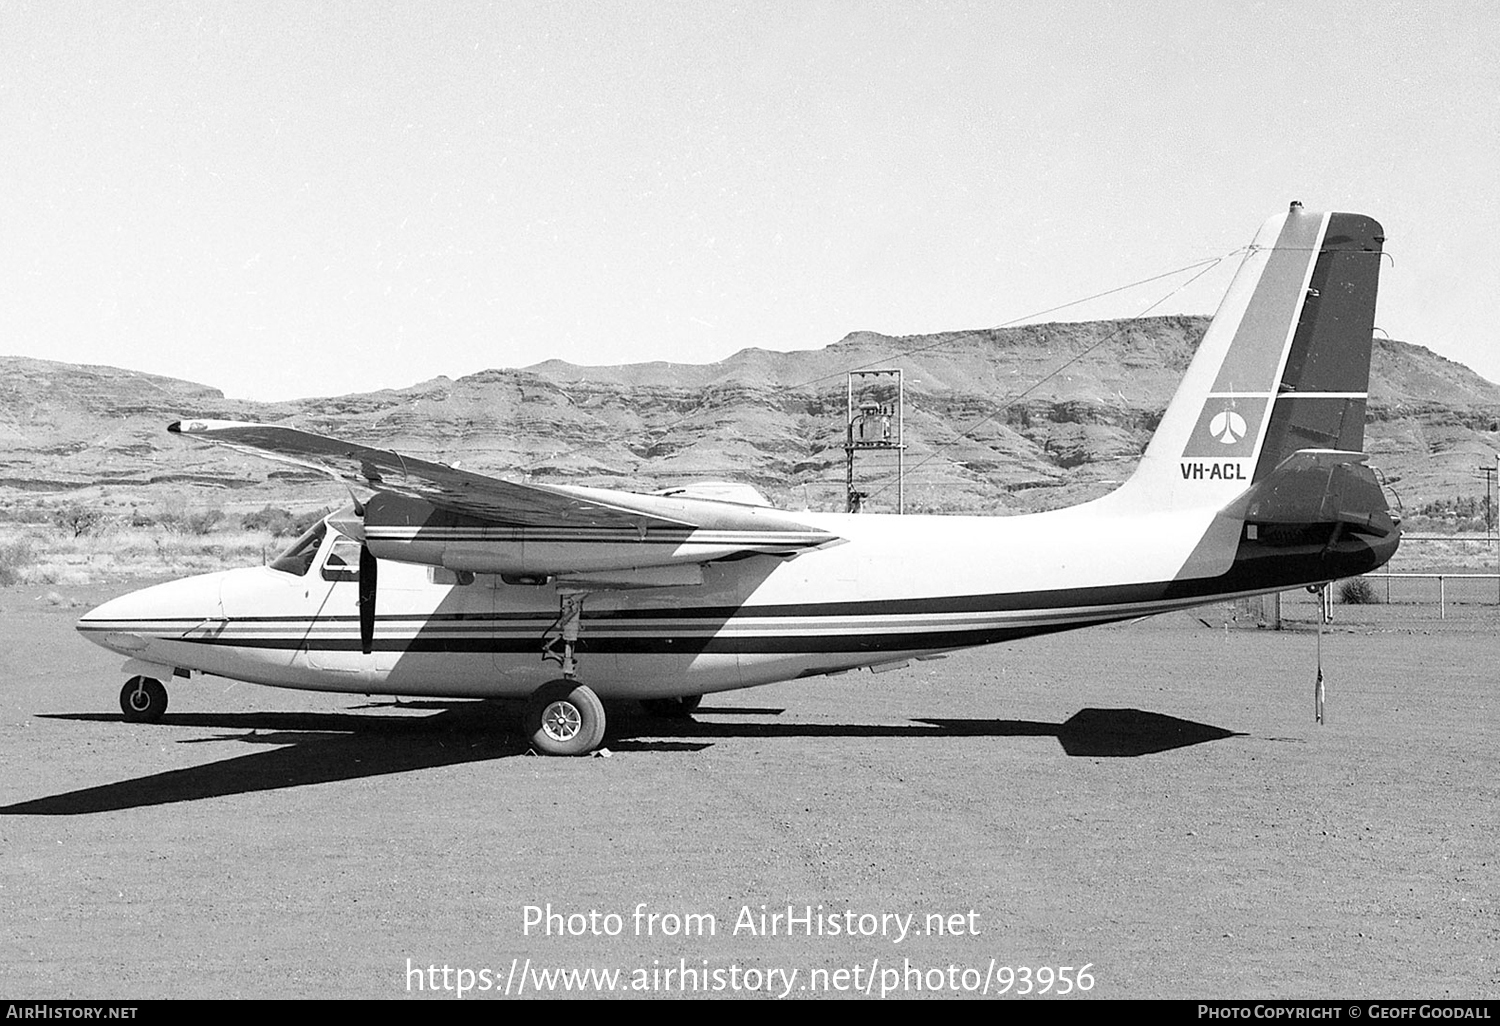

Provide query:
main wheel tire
left=640, top=694, right=702, bottom=718
left=119, top=676, right=168, bottom=723
left=525, top=680, right=606, bottom=756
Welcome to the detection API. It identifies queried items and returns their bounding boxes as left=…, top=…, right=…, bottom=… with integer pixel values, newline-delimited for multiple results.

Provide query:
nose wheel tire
left=119, top=676, right=168, bottom=723
left=524, top=680, right=606, bottom=756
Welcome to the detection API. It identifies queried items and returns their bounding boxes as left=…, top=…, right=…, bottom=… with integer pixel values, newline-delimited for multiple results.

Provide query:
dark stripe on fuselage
left=84, top=527, right=1384, bottom=628
left=157, top=617, right=1122, bottom=656
left=90, top=530, right=1392, bottom=657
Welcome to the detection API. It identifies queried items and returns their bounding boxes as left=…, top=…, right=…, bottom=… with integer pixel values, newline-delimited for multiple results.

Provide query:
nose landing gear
left=119, top=675, right=168, bottom=723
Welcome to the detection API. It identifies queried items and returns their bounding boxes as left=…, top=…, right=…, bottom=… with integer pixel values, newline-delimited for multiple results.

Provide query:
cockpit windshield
left=269, top=521, right=327, bottom=576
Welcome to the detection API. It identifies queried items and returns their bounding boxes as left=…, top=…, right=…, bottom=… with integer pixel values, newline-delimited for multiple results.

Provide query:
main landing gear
left=526, top=593, right=702, bottom=754
left=119, top=675, right=168, bottom=723
left=530, top=592, right=606, bottom=755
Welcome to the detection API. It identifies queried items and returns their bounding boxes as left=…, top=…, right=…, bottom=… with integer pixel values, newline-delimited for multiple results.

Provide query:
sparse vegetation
left=0, top=522, right=279, bottom=585
left=184, top=509, right=226, bottom=535
left=241, top=505, right=329, bottom=537
left=241, top=505, right=297, bottom=535
left=1338, top=577, right=1379, bottom=604
left=0, top=495, right=338, bottom=585
left=52, top=502, right=103, bottom=538
left=144, top=507, right=226, bottom=535
left=119, top=493, right=229, bottom=535
left=1403, top=494, right=1495, bottom=534
left=0, top=536, right=36, bottom=585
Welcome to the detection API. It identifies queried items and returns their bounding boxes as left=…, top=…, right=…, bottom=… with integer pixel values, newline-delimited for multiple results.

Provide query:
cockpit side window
left=268, top=521, right=327, bottom=576
left=321, top=537, right=363, bottom=582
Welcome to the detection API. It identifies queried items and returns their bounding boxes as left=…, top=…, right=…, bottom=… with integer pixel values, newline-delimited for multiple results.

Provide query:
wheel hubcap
left=540, top=700, right=582, bottom=742
left=130, top=688, right=150, bottom=711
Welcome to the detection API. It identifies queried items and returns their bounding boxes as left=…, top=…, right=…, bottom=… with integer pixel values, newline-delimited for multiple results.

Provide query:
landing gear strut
left=119, top=675, right=168, bottom=723
left=542, top=592, right=586, bottom=680
left=532, top=592, right=607, bottom=754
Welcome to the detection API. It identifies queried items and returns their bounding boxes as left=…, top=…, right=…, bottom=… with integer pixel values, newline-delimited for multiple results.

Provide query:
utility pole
left=1480, top=462, right=1496, bottom=537
left=844, top=370, right=906, bottom=513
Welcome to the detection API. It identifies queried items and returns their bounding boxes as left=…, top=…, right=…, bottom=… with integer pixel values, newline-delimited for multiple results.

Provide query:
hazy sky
left=3, top=0, right=1496, bottom=401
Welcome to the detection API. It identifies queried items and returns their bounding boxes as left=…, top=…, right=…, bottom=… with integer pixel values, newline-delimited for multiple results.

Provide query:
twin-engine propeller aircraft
left=78, top=204, right=1400, bottom=755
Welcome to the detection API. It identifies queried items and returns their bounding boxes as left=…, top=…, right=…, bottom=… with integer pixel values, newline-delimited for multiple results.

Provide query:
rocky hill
left=3, top=316, right=1499, bottom=522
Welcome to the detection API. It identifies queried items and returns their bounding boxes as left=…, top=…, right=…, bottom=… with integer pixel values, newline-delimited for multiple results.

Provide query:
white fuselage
left=77, top=496, right=1288, bottom=702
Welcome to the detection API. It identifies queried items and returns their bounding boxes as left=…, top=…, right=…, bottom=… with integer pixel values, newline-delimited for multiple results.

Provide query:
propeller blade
left=358, top=544, right=377, bottom=655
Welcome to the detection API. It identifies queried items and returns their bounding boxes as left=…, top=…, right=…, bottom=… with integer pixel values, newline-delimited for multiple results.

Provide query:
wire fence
left=1212, top=574, right=1500, bottom=633
left=1361, top=571, right=1500, bottom=612
left=1193, top=534, right=1500, bottom=630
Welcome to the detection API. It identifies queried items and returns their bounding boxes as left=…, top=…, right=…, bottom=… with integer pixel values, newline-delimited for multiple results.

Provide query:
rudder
left=1250, top=211, right=1383, bottom=480
left=1112, top=203, right=1384, bottom=511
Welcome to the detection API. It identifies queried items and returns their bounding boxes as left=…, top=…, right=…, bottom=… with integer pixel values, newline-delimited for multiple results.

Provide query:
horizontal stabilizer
left=1221, top=449, right=1398, bottom=537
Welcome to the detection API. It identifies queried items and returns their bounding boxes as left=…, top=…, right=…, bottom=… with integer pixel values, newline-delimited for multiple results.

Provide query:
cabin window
left=268, top=522, right=327, bottom=577
left=320, top=538, right=363, bottom=582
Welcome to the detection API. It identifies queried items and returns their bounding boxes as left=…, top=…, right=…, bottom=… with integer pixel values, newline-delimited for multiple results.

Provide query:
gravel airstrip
left=1, top=581, right=1495, bottom=1000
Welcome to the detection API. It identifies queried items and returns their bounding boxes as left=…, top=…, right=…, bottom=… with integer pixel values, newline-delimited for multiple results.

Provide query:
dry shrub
left=0, top=536, right=36, bottom=585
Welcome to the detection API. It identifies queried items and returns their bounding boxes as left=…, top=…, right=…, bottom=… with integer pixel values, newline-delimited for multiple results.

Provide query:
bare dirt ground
left=1, top=580, right=1496, bottom=1000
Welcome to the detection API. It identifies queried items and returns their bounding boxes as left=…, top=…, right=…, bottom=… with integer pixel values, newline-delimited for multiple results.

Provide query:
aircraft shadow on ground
left=612, top=706, right=1244, bottom=758
left=0, top=705, right=1240, bottom=816
left=4, top=703, right=525, bottom=817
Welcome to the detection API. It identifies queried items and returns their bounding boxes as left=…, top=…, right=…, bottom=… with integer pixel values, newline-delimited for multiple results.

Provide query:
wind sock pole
left=1315, top=584, right=1327, bottom=725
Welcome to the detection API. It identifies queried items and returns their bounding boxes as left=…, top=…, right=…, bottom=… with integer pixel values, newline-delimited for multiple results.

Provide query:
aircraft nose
left=78, top=590, right=145, bottom=626
left=77, top=592, right=149, bottom=655
left=76, top=572, right=228, bottom=653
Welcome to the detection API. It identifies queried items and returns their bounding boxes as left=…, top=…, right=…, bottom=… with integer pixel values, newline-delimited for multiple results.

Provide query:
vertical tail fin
left=1113, top=203, right=1384, bottom=511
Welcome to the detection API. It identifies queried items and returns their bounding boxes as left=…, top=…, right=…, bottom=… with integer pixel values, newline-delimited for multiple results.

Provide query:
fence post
left=1439, top=575, right=1445, bottom=620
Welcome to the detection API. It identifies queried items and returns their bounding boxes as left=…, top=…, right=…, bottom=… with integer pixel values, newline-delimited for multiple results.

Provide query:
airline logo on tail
left=1209, top=410, right=1246, bottom=444
left=1181, top=398, right=1266, bottom=460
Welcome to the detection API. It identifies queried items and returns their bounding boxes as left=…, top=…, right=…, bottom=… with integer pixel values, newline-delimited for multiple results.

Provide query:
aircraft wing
left=169, top=419, right=841, bottom=574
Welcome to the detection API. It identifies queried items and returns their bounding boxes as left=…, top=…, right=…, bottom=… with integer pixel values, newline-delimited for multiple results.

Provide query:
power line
left=521, top=248, right=1244, bottom=474
left=858, top=253, right=1236, bottom=505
